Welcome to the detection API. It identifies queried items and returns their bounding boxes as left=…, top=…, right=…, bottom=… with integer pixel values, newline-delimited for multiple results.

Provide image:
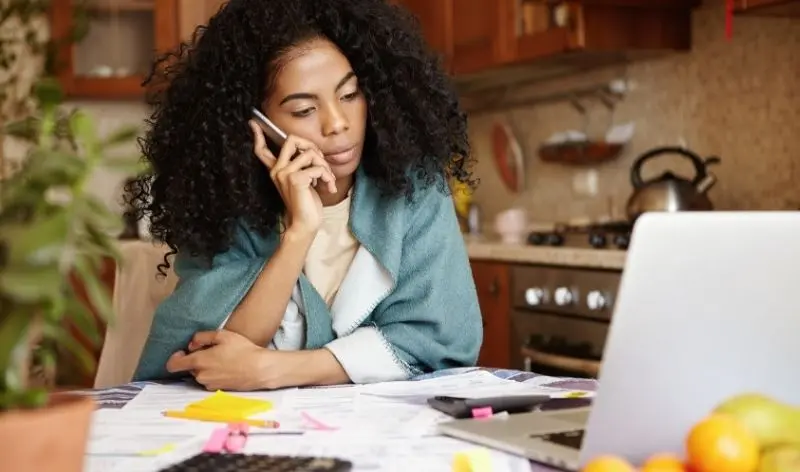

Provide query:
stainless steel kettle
left=625, top=146, right=721, bottom=221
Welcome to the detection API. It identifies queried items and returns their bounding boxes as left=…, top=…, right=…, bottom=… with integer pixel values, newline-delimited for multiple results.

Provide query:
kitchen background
left=5, top=0, right=798, bottom=224
left=1, top=0, right=798, bottom=383
left=469, top=1, right=799, bottom=226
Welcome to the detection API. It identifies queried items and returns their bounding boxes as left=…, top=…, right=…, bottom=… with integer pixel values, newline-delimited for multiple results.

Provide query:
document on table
left=83, top=372, right=582, bottom=471
left=84, top=409, right=210, bottom=472
left=360, top=369, right=594, bottom=402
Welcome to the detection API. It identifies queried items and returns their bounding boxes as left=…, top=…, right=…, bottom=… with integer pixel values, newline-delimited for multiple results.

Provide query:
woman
left=127, top=0, right=482, bottom=390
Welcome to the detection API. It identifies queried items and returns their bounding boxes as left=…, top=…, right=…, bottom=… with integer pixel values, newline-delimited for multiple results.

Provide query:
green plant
left=0, top=77, right=145, bottom=410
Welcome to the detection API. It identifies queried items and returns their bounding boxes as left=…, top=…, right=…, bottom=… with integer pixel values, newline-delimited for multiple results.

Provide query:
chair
left=93, top=241, right=178, bottom=388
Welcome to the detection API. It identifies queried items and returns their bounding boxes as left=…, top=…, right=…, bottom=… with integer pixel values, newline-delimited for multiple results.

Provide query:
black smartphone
left=427, top=394, right=552, bottom=419
left=251, top=107, right=287, bottom=155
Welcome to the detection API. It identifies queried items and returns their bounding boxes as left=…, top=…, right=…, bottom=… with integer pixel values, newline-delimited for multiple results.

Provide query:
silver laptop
left=439, top=212, right=800, bottom=470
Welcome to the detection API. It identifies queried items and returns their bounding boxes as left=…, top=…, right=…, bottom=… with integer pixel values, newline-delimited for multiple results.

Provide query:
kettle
left=625, top=146, right=721, bottom=221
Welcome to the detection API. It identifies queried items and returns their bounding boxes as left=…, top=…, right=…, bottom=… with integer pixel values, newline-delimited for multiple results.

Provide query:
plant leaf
left=0, top=265, right=62, bottom=303
left=2, top=116, right=39, bottom=142
left=40, top=323, right=96, bottom=375
left=0, top=309, right=33, bottom=394
left=0, top=213, right=70, bottom=266
left=73, top=255, right=114, bottom=323
left=69, top=110, right=97, bottom=151
left=80, top=195, right=123, bottom=234
left=101, top=155, right=149, bottom=175
left=83, top=224, right=123, bottom=261
left=100, top=125, right=139, bottom=149
left=63, top=296, right=102, bottom=346
left=33, top=77, right=64, bottom=109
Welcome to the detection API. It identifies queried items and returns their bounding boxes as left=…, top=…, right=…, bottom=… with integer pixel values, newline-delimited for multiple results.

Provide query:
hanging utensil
left=490, top=121, right=525, bottom=193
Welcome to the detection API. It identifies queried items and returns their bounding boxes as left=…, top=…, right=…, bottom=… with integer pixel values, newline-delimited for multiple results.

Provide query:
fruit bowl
left=582, top=393, right=800, bottom=472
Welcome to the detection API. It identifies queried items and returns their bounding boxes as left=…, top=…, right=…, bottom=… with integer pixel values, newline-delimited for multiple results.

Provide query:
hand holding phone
left=248, top=108, right=337, bottom=235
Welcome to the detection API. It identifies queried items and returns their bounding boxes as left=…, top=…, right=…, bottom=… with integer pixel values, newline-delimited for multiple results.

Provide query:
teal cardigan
left=132, top=169, right=482, bottom=383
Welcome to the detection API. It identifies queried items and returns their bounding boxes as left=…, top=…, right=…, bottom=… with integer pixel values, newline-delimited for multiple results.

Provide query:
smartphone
left=251, top=107, right=287, bottom=154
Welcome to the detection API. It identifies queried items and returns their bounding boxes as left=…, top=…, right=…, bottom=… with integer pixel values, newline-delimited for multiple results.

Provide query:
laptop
left=438, top=212, right=800, bottom=470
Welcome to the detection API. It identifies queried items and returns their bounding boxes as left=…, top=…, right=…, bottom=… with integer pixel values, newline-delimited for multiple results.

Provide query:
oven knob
left=553, top=287, right=574, bottom=306
left=524, top=287, right=546, bottom=306
left=586, top=290, right=608, bottom=310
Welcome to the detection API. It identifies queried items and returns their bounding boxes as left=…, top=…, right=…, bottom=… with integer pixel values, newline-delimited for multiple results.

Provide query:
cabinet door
left=471, top=261, right=511, bottom=368
left=50, top=0, right=180, bottom=99
left=449, top=0, right=510, bottom=75
left=396, top=0, right=510, bottom=75
left=395, top=0, right=451, bottom=69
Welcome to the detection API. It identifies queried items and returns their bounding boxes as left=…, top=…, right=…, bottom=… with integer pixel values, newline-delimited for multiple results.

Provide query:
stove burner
left=527, top=221, right=631, bottom=250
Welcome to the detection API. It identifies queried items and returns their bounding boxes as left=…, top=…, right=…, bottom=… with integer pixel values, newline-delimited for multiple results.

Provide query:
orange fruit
left=582, top=455, right=636, bottom=472
left=641, top=453, right=687, bottom=471
left=685, top=413, right=759, bottom=472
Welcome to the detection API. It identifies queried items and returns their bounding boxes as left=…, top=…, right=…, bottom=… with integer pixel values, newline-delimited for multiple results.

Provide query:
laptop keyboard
left=532, top=429, right=585, bottom=450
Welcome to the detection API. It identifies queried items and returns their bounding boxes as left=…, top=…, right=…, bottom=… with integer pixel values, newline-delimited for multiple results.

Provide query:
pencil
left=162, top=410, right=280, bottom=428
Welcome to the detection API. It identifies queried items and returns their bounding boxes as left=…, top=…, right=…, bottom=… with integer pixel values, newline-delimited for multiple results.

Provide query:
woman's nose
left=322, top=106, right=350, bottom=136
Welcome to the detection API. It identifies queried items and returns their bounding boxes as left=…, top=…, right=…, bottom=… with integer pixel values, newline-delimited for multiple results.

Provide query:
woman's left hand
left=166, top=330, right=284, bottom=391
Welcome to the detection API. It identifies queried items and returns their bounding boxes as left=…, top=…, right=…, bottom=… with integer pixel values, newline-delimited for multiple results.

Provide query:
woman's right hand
left=249, top=121, right=337, bottom=236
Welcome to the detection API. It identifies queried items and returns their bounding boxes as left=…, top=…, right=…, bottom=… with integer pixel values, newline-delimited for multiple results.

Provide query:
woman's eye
left=341, top=91, right=360, bottom=101
left=292, top=108, right=314, bottom=118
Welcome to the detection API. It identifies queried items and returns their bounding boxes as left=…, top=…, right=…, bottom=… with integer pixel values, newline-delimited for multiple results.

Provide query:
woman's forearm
left=223, top=228, right=314, bottom=346
left=258, top=349, right=350, bottom=389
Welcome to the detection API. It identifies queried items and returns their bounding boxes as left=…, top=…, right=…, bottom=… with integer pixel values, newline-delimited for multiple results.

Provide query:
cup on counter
left=495, top=208, right=527, bottom=244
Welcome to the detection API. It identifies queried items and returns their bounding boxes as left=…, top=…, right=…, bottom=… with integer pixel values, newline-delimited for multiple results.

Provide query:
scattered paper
left=360, top=370, right=593, bottom=402
left=85, top=372, right=593, bottom=471
left=84, top=409, right=211, bottom=472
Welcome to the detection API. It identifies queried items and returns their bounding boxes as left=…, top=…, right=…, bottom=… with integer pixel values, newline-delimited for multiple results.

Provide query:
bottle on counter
left=467, top=203, right=481, bottom=236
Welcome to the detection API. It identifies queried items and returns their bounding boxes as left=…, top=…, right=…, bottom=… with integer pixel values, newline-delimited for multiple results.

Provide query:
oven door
left=511, top=310, right=606, bottom=378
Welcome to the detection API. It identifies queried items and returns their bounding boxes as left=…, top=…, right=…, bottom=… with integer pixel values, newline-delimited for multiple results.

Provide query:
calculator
left=159, top=453, right=353, bottom=472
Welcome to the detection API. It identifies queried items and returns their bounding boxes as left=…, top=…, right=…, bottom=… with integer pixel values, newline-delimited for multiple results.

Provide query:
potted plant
left=0, top=76, right=143, bottom=472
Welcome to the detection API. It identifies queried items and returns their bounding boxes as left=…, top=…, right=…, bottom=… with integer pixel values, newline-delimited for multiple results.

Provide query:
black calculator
left=159, top=453, right=353, bottom=472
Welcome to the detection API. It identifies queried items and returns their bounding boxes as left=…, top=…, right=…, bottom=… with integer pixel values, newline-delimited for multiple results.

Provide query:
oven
left=510, top=264, right=622, bottom=378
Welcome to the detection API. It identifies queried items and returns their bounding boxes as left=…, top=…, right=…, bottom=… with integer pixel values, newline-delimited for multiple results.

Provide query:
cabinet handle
left=488, top=278, right=499, bottom=296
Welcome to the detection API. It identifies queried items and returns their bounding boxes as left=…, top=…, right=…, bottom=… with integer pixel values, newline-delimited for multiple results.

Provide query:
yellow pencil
left=162, top=410, right=280, bottom=428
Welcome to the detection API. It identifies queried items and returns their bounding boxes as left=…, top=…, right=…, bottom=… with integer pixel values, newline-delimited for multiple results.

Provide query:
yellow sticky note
left=139, top=443, right=176, bottom=456
left=453, top=448, right=493, bottom=472
left=185, top=391, right=273, bottom=417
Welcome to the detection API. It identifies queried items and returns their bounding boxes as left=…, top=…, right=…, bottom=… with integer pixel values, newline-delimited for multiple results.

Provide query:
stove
left=526, top=221, right=632, bottom=250
left=511, top=221, right=630, bottom=378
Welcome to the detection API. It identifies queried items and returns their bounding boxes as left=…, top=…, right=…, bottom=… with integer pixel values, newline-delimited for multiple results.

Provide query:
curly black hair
left=125, top=0, right=474, bottom=273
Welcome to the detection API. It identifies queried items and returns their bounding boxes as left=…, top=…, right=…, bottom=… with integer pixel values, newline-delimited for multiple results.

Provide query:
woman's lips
left=324, top=146, right=357, bottom=165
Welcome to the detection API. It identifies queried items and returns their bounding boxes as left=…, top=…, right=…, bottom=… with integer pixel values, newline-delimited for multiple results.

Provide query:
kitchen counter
left=465, top=236, right=627, bottom=270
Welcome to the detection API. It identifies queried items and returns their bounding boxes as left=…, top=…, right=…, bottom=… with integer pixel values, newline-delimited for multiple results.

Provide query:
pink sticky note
left=202, top=428, right=229, bottom=453
left=471, top=407, right=493, bottom=419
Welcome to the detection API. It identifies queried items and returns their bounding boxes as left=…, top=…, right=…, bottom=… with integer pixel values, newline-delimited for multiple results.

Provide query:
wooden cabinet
left=50, top=0, right=180, bottom=99
left=398, top=0, right=699, bottom=82
left=734, top=0, right=800, bottom=16
left=50, top=0, right=227, bottom=100
left=471, top=261, right=512, bottom=369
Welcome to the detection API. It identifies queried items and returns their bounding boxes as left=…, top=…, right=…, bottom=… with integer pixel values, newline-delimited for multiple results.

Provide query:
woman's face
left=263, top=38, right=367, bottom=179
